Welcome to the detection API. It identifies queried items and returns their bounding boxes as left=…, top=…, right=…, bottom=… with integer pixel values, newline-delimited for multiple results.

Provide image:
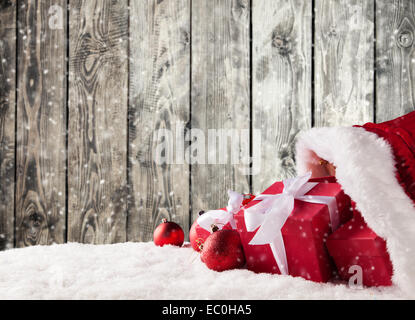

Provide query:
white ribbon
left=197, top=190, right=245, bottom=231
left=244, top=172, right=339, bottom=275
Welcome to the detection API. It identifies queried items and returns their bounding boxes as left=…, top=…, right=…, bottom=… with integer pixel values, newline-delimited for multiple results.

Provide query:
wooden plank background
left=128, top=0, right=190, bottom=242
left=0, top=0, right=413, bottom=247
left=191, top=0, right=250, bottom=223
left=15, top=0, right=67, bottom=247
left=0, top=0, right=16, bottom=250
left=68, top=0, right=128, bottom=244
left=252, top=0, right=311, bottom=193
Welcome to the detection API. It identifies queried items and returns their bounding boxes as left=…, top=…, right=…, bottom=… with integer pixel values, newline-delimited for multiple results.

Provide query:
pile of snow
left=0, top=242, right=407, bottom=299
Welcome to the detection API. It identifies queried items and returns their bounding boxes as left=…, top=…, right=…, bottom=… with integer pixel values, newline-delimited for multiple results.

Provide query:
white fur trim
left=296, top=126, right=415, bottom=295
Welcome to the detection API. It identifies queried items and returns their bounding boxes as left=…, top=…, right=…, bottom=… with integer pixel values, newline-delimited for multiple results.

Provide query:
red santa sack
left=296, top=110, right=415, bottom=294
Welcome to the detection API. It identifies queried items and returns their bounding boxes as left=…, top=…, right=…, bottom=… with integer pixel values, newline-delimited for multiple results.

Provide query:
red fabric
left=234, top=176, right=352, bottom=283
left=356, top=110, right=415, bottom=204
left=326, top=111, right=415, bottom=286
left=326, top=211, right=393, bottom=286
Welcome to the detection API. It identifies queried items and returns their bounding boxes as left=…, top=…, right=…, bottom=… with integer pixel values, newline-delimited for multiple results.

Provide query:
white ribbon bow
left=197, top=190, right=245, bottom=231
left=244, top=172, right=339, bottom=275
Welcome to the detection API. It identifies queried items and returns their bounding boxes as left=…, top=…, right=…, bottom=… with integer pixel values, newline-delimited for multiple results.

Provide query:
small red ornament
left=189, top=212, right=210, bottom=252
left=153, top=218, right=184, bottom=247
left=189, top=210, right=233, bottom=252
left=190, top=194, right=256, bottom=252
left=200, top=225, right=246, bottom=272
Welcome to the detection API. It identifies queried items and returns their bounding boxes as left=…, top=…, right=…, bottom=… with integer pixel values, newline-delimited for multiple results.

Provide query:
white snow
left=0, top=242, right=408, bottom=299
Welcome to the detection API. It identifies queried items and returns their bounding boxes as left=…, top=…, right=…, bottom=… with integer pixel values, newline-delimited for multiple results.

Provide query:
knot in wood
left=181, top=30, right=190, bottom=46
left=327, top=27, right=337, bottom=38
left=397, top=31, right=413, bottom=48
left=0, top=99, right=8, bottom=112
left=29, top=212, right=43, bottom=226
left=272, top=36, right=291, bottom=55
left=237, top=0, right=248, bottom=9
left=0, top=0, right=12, bottom=9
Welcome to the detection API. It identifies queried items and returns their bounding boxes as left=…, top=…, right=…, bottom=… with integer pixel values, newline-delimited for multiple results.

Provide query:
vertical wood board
left=16, top=0, right=67, bottom=247
left=376, top=0, right=415, bottom=122
left=128, top=0, right=191, bottom=241
left=68, top=0, right=128, bottom=244
left=252, top=0, right=312, bottom=193
left=0, top=0, right=16, bottom=249
left=315, top=0, right=375, bottom=126
left=191, top=0, right=250, bottom=221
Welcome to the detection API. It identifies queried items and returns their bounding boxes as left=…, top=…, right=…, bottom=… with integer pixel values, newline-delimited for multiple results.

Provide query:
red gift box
left=326, top=210, right=393, bottom=287
left=235, top=175, right=352, bottom=282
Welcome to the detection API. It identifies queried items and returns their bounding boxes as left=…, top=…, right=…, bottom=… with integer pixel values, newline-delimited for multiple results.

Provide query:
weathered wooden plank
left=68, top=0, right=128, bottom=243
left=128, top=0, right=190, bottom=241
left=252, top=0, right=312, bottom=193
left=315, top=0, right=374, bottom=126
left=191, top=0, right=250, bottom=220
left=376, top=0, right=415, bottom=122
left=15, top=0, right=67, bottom=246
left=0, top=0, right=16, bottom=250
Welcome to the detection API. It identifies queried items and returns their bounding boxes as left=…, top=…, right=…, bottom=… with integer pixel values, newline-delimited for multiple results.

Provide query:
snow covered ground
left=0, top=242, right=409, bottom=299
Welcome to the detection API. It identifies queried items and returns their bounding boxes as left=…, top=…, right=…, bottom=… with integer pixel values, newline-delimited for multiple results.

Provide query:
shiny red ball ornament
left=190, top=194, right=256, bottom=252
left=153, top=219, right=184, bottom=247
left=189, top=210, right=233, bottom=252
left=200, top=225, right=246, bottom=272
left=189, top=221, right=210, bottom=252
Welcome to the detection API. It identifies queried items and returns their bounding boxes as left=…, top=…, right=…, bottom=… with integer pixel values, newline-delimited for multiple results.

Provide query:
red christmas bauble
left=189, top=211, right=234, bottom=252
left=200, top=226, right=245, bottom=272
left=153, top=219, right=184, bottom=247
left=189, top=194, right=256, bottom=252
left=189, top=220, right=211, bottom=252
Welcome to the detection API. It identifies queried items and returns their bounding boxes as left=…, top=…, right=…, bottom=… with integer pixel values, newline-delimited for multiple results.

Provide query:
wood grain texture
left=68, top=0, right=128, bottom=243
left=315, top=0, right=374, bottom=126
left=0, top=0, right=16, bottom=250
left=252, top=0, right=312, bottom=193
left=191, top=0, right=250, bottom=221
left=16, top=0, right=67, bottom=247
left=377, top=0, right=415, bottom=122
left=128, top=0, right=190, bottom=241
left=4, top=0, right=412, bottom=246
